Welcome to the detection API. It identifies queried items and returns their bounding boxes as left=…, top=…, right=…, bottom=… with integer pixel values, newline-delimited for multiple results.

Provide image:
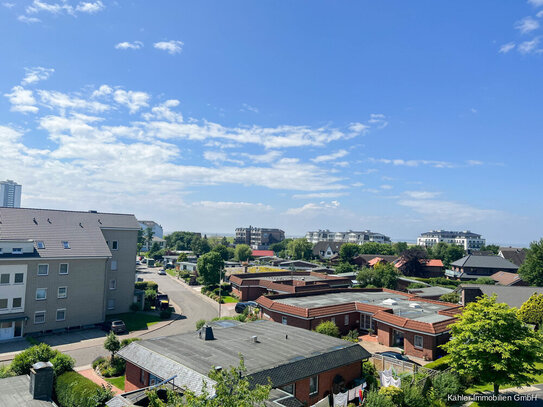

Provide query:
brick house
left=116, top=320, right=371, bottom=407
left=256, top=288, right=461, bottom=361
left=447, top=254, right=518, bottom=280
left=229, top=271, right=351, bottom=301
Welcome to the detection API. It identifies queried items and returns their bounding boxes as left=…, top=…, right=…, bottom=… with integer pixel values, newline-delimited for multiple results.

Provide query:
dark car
left=156, top=293, right=170, bottom=310
left=375, top=351, right=420, bottom=365
left=235, top=301, right=258, bottom=314
left=102, top=320, right=127, bottom=334
left=165, top=263, right=175, bottom=270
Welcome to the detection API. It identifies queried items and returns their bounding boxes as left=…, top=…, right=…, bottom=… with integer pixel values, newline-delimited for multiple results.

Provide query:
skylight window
left=37, top=241, right=45, bottom=249
left=62, top=241, right=70, bottom=249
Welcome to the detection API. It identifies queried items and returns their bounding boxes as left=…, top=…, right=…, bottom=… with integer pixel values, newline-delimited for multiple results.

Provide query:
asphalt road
left=63, top=266, right=218, bottom=366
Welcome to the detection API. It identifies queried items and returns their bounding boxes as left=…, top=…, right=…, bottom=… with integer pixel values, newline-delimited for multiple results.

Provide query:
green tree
left=339, top=243, right=361, bottom=263
left=286, top=238, right=313, bottom=260
left=192, top=236, right=212, bottom=257
left=315, top=320, right=340, bottom=337
left=442, top=294, right=543, bottom=396
left=356, top=263, right=399, bottom=289
left=518, top=293, right=543, bottom=331
left=364, top=390, right=396, bottom=407
left=146, top=357, right=271, bottom=407
left=393, top=241, right=408, bottom=255
left=335, top=262, right=356, bottom=274
left=439, top=292, right=460, bottom=303
left=104, top=331, right=121, bottom=360
left=137, top=228, right=144, bottom=252
left=269, top=239, right=291, bottom=255
left=443, top=245, right=465, bottom=268
left=177, top=252, right=188, bottom=262
left=519, top=239, right=543, bottom=286
left=197, top=252, right=224, bottom=286
left=234, top=244, right=252, bottom=262
left=145, top=227, right=155, bottom=250
left=481, top=244, right=500, bottom=254
left=431, top=372, right=464, bottom=404
left=212, top=244, right=230, bottom=261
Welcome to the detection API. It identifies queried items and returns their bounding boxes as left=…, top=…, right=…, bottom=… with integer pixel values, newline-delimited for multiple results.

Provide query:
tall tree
left=398, top=247, right=427, bottom=276
left=234, top=244, right=252, bottom=262
left=356, top=263, right=399, bottom=289
left=269, top=239, right=291, bottom=255
left=519, top=239, right=543, bottom=286
left=104, top=331, right=121, bottom=360
left=392, top=242, right=408, bottom=255
left=286, top=239, right=313, bottom=260
left=197, top=252, right=224, bottom=286
left=212, top=244, right=230, bottom=261
left=442, top=295, right=543, bottom=396
left=145, top=227, right=155, bottom=250
left=339, top=243, right=361, bottom=263
left=518, top=293, right=543, bottom=331
left=192, top=236, right=212, bottom=257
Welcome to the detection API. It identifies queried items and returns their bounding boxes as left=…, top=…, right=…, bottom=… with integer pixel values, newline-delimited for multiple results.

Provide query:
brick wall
left=376, top=322, right=393, bottom=347
left=125, top=361, right=149, bottom=392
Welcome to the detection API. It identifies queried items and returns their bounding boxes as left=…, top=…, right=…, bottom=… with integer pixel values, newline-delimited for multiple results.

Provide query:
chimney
left=200, top=325, right=214, bottom=340
left=29, top=361, right=54, bottom=401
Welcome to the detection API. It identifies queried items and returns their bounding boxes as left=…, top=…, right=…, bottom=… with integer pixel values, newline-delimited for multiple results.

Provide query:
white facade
left=0, top=264, right=27, bottom=340
left=417, top=230, right=485, bottom=251
left=0, top=180, right=22, bottom=208
left=138, top=220, right=164, bottom=238
left=305, top=229, right=391, bottom=245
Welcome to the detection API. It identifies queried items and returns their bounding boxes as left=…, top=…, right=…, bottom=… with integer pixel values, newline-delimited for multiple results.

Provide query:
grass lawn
left=106, top=312, right=162, bottom=332
left=467, top=362, right=543, bottom=396
left=166, top=269, right=177, bottom=277
left=104, top=375, right=125, bottom=390
left=221, top=296, right=238, bottom=303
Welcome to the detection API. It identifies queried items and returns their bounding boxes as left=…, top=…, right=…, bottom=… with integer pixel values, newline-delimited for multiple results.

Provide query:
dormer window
left=12, top=248, right=22, bottom=255
left=62, top=241, right=70, bottom=249
left=37, top=241, right=45, bottom=249
left=0, top=248, right=3, bottom=255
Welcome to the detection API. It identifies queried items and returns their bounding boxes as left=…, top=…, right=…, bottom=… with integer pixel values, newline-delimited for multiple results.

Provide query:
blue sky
left=1, top=0, right=542, bottom=245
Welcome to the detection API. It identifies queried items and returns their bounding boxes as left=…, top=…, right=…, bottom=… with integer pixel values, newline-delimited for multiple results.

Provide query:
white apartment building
left=0, top=180, right=22, bottom=208
left=417, top=230, right=485, bottom=251
left=305, top=229, right=391, bottom=245
left=138, top=220, right=164, bottom=238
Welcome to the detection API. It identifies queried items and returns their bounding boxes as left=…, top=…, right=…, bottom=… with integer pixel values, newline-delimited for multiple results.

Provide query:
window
left=344, top=315, right=349, bottom=326
left=111, top=260, right=117, bottom=271
left=0, top=274, right=9, bottom=285
left=37, top=264, right=49, bottom=276
left=36, top=288, right=47, bottom=300
left=414, top=335, right=423, bottom=349
left=58, top=287, right=67, bottom=299
left=309, top=376, right=318, bottom=395
left=0, top=299, right=7, bottom=309
left=56, top=309, right=66, bottom=321
left=12, top=298, right=22, bottom=308
left=282, top=316, right=287, bottom=325
left=34, top=311, right=46, bottom=324
left=14, top=273, right=24, bottom=284
left=281, top=383, right=295, bottom=395
left=59, top=263, right=69, bottom=275
left=330, top=316, right=336, bottom=324
left=62, top=241, right=70, bottom=249
left=109, top=279, right=117, bottom=290
left=112, top=241, right=119, bottom=250
left=37, top=241, right=45, bottom=249
left=140, top=369, right=146, bottom=384
left=107, top=299, right=115, bottom=310
left=12, top=248, right=22, bottom=255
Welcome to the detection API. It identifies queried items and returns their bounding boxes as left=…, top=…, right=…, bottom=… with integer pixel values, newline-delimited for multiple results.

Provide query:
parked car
left=136, top=260, right=141, bottom=265
left=375, top=351, right=420, bottom=365
left=156, top=293, right=170, bottom=310
left=158, top=268, right=166, bottom=275
left=165, top=263, right=175, bottom=270
left=102, top=320, right=127, bottom=334
left=235, top=301, right=258, bottom=314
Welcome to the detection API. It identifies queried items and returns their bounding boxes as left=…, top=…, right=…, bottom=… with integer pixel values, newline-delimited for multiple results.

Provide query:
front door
left=0, top=321, right=14, bottom=340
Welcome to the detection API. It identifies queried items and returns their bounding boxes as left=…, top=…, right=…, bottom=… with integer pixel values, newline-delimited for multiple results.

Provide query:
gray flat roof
left=461, top=284, right=543, bottom=308
left=0, top=375, right=54, bottom=407
left=276, top=291, right=452, bottom=323
left=408, top=286, right=454, bottom=297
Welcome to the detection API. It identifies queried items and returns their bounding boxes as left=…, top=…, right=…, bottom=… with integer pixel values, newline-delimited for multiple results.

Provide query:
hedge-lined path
left=78, top=368, right=123, bottom=395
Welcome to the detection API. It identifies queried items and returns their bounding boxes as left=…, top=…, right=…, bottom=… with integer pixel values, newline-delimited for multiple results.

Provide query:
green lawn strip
left=106, top=312, right=162, bottom=332
left=166, top=269, right=177, bottom=277
left=221, top=296, right=238, bottom=303
left=104, top=375, right=125, bottom=391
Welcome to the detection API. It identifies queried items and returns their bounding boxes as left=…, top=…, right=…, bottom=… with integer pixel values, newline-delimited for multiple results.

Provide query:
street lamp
left=218, top=267, right=224, bottom=318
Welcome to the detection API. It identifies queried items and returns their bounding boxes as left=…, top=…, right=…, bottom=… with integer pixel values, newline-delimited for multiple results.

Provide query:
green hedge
left=424, top=354, right=451, bottom=371
left=55, top=371, right=102, bottom=407
left=10, top=343, right=74, bottom=377
left=135, top=281, right=159, bottom=291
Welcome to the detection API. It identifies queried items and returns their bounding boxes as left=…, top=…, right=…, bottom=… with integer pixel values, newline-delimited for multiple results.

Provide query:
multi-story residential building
left=0, top=180, right=22, bottom=208
left=235, top=226, right=285, bottom=249
left=0, top=207, right=139, bottom=341
left=305, top=229, right=391, bottom=245
left=138, top=220, right=163, bottom=238
left=416, top=230, right=485, bottom=251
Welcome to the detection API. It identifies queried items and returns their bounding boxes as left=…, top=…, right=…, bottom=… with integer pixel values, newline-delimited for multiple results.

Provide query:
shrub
left=408, top=282, right=428, bottom=289
left=234, top=314, right=247, bottom=322
left=104, top=331, right=121, bottom=359
left=315, top=321, right=340, bottom=337
left=196, top=319, right=206, bottom=330
left=424, top=354, right=451, bottom=371
left=135, top=281, right=158, bottom=291
left=101, top=357, right=125, bottom=378
left=431, top=372, right=463, bottom=404
left=55, top=371, right=105, bottom=407
left=362, top=361, right=379, bottom=390
left=89, top=384, right=114, bottom=407
left=129, top=302, right=140, bottom=312
left=428, top=277, right=460, bottom=287
left=341, top=329, right=359, bottom=343
left=120, top=337, right=141, bottom=348
left=160, top=308, right=172, bottom=319
left=0, top=365, right=15, bottom=378
left=379, top=386, right=404, bottom=405
left=364, top=390, right=396, bottom=407
left=439, top=292, right=460, bottom=303
left=11, top=343, right=58, bottom=375
left=50, top=353, right=75, bottom=376
left=144, top=288, right=157, bottom=310
left=92, top=357, right=106, bottom=370
left=401, top=383, right=427, bottom=407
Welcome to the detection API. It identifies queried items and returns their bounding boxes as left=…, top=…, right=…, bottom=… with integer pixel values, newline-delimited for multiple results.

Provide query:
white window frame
left=14, top=273, right=24, bottom=284
left=56, top=308, right=66, bottom=321
left=59, top=263, right=69, bottom=275
left=414, top=335, right=423, bottom=349
left=107, top=299, right=115, bottom=310
left=12, top=297, right=22, bottom=309
left=37, top=264, right=49, bottom=276
left=12, top=248, right=22, bottom=255
left=112, top=240, right=119, bottom=250
left=282, top=316, right=287, bottom=325
left=36, top=288, right=47, bottom=300
left=0, top=298, right=7, bottom=310
left=58, top=286, right=67, bottom=299
left=109, top=279, right=117, bottom=290
left=111, top=260, right=118, bottom=271
left=34, top=311, right=46, bottom=324
left=0, top=273, right=9, bottom=285
left=309, top=375, right=319, bottom=396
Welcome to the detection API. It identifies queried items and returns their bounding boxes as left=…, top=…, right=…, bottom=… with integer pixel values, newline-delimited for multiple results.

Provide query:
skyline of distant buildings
left=305, top=229, right=392, bottom=245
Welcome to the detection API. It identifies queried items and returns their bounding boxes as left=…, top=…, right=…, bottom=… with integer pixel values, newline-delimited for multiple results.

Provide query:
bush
left=160, top=308, right=173, bottom=319
left=92, top=357, right=106, bottom=370
left=424, top=354, right=451, bottom=371
left=90, top=385, right=114, bottom=407
left=101, top=357, right=125, bottom=378
left=120, top=337, right=141, bottom=348
left=196, top=319, right=206, bottom=330
left=50, top=353, right=75, bottom=376
left=341, top=329, right=359, bottom=343
left=408, top=282, right=428, bottom=289
left=439, top=292, right=460, bottom=303
left=234, top=314, right=247, bottom=322
left=11, top=343, right=58, bottom=375
left=431, top=372, right=463, bottom=404
left=0, top=365, right=15, bottom=378
left=401, top=383, right=427, bottom=407
left=135, top=281, right=158, bottom=291
left=428, top=277, right=461, bottom=287
left=144, top=288, right=157, bottom=310
left=379, top=386, right=404, bottom=405
left=130, top=302, right=140, bottom=312
left=315, top=321, right=340, bottom=337
left=55, top=371, right=108, bottom=407
left=362, top=361, right=379, bottom=390
left=364, top=390, right=396, bottom=407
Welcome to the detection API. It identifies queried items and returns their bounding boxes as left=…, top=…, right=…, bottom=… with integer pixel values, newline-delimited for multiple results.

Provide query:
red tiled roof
left=252, top=250, right=275, bottom=257
left=368, top=257, right=385, bottom=266
left=490, top=271, right=522, bottom=286
left=421, top=259, right=444, bottom=267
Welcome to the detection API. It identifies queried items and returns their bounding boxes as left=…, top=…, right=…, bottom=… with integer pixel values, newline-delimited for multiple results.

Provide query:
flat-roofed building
left=306, top=229, right=391, bottom=245
left=417, top=230, right=485, bottom=251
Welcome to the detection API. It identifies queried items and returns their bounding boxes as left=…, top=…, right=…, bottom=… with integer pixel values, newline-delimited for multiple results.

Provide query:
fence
left=370, top=354, right=440, bottom=376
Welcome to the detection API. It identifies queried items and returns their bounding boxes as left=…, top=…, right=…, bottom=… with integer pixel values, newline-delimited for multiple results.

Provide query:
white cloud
left=348, top=122, right=369, bottom=133
left=26, top=0, right=71, bottom=15
left=312, top=149, right=348, bottom=163
left=529, top=0, right=543, bottom=7
left=3, top=2, right=15, bottom=8
left=75, top=1, right=104, bottom=13
left=194, top=201, right=273, bottom=211
left=239, top=150, right=282, bottom=163
left=91, top=85, right=113, bottom=98
left=499, top=42, right=516, bottom=53
left=398, top=199, right=502, bottom=222
left=368, top=113, right=388, bottom=129
left=370, top=158, right=483, bottom=168
left=38, top=90, right=110, bottom=113
left=18, top=15, right=41, bottom=23
left=380, top=184, right=393, bottom=190
left=516, top=17, right=540, bottom=34
left=113, top=90, right=150, bottom=113
left=141, top=100, right=183, bottom=122
left=404, top=191, right=441, bottom=199
left=241, top=103, right=259, bottom=113
left=292, top=192, right=349, bottom=199
left=115, top=41, right=144, bottom=50
left=285, top=200, right=341, bottom=215
left=21, top=67, right=54, bottom=85
left=518, top=37, right=541, bottom=54
left=538, top=10, right=543, bottom=18
left=4, top=86, right=38, bottom=113
left=154, top=40, right=184, bottom=55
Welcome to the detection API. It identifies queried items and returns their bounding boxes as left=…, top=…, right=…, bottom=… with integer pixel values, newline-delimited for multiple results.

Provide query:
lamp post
left=218, top=267, right=223, bottom=318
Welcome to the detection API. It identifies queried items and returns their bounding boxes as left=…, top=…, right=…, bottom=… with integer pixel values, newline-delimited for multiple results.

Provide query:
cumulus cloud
left=370, top=158, right=483, bottom=168
left=113, top=90, right=150, bottom=113
left=115, top=41, right=144, bottom=50
left=404, top=191, right=441, bottom=199
left=311, top=149, right=348, bottom=163
left=515, top=17, right=540, bottom=34
left=22, top=67, right=54, bottom=85
left=75, top=1, right=104, bottom=13
left=292, top=192, right=349, bottom=199
left=518, top=37, right=541, bottom=54
left=499, top=42, right=516, bottom=53
left=154, top=40, right=184, bottom=55
left=18, top=15, right=41, bottom=23
left=4, top=86, right=39, bottom=113
left=285, top=200, right=340, bottom=215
